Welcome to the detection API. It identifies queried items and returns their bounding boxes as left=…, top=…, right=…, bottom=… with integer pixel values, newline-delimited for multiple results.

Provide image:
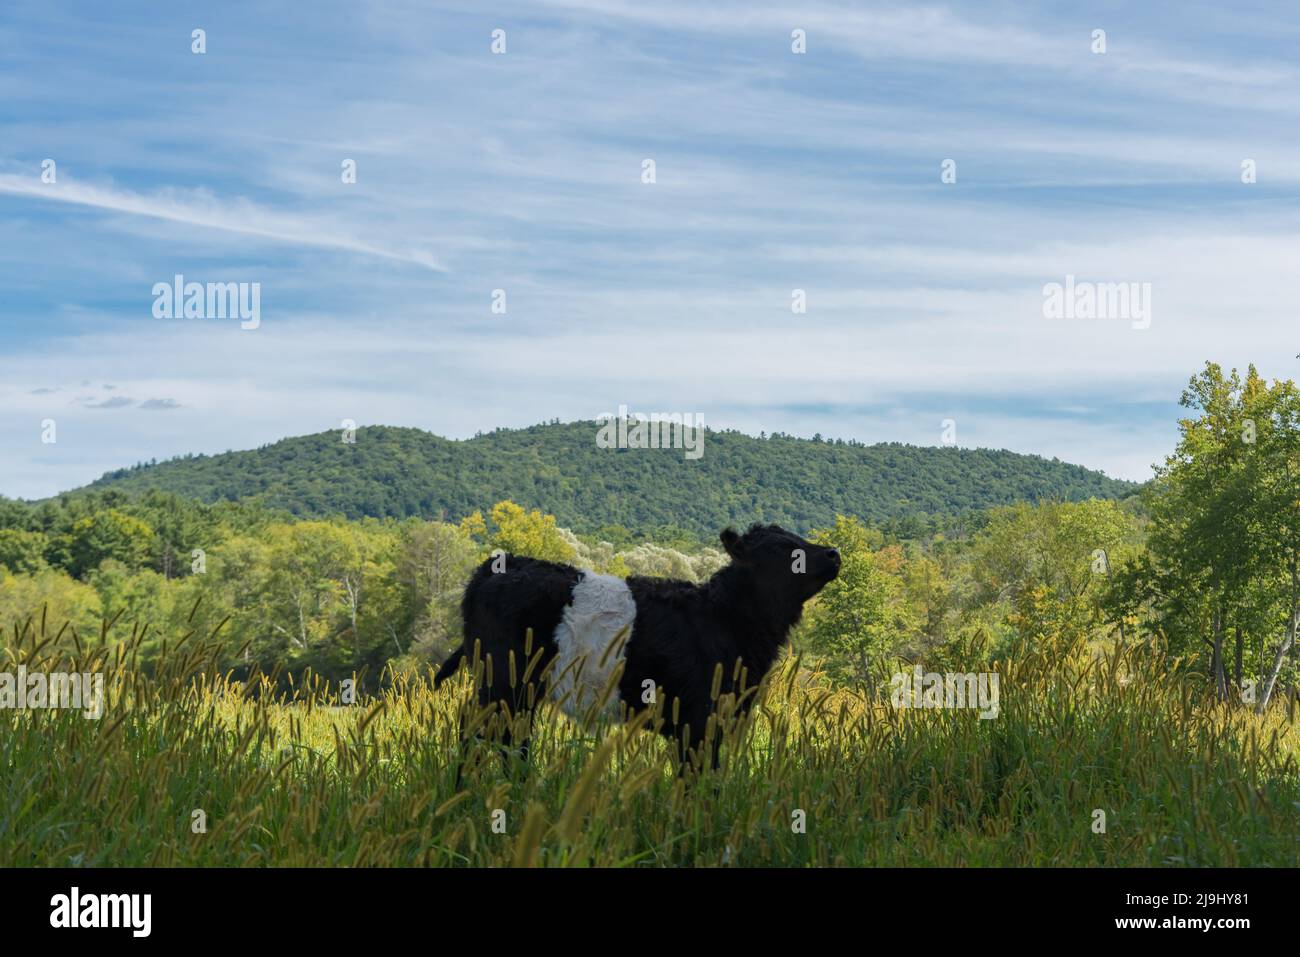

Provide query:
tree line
left=77, top=419, right=1137, bottom=538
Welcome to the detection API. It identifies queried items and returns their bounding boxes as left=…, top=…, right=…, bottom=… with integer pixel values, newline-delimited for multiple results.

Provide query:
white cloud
left=0, top=172, right=448, bottom=271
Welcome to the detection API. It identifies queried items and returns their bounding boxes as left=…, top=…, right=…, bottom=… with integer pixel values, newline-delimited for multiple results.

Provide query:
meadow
left=3, top=608, right=1297, bottom=868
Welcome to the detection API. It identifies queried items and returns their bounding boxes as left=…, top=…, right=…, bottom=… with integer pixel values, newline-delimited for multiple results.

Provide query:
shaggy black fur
left=435, top=523, right=840, bottom=770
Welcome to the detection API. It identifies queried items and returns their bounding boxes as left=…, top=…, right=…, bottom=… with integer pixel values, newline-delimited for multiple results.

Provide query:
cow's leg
left=706, top=725, right=723, bottom=773
left=449, top=649, right=528, bottom=785
left=478, top=645, right=544, bottom=776
left=451, top=601, right=561, bottom=784
left=667, top=707, right=716, bottom=778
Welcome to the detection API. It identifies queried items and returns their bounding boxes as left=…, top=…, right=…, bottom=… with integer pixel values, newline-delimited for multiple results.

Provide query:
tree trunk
left=346, top=577, right=361, bottom=660
left=1233, top=625, right=1243, bottom=695
left=1257, top=561, right=1299, bottom=713
left=1211, top=603, right=1228, bottom=703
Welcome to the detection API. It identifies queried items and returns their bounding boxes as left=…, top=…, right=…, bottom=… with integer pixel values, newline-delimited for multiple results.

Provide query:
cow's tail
left=434, top=646, right=467, bottom=688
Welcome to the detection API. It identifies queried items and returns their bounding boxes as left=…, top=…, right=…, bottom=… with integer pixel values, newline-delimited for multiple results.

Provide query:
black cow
left=435, top=523, right=840, bottom=770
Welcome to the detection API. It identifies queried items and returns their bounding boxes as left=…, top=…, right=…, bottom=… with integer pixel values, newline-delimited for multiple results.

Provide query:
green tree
left=484, top=501, right=576, bottom=563
left=55, top=509, right=156, bottom=578
left=969, top=499, right=1141, bottom=648
left=1134, top=363, right=1300, bottom=706
left=0, top=529, right=49, bottom=574
left=88, top=560, right=171, bottom=656
left=803, top=515, right=907, bottom=691
left=393, top=520, right=478, bottom=664
left=0, top=567, right=103, bottom=642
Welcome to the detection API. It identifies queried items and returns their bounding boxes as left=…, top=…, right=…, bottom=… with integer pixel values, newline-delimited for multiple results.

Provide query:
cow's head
left=719, top=523, right=840, bottom=603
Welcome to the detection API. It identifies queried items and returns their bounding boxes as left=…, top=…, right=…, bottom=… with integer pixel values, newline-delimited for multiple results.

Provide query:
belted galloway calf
left=435, top=523, right=840, bottom=769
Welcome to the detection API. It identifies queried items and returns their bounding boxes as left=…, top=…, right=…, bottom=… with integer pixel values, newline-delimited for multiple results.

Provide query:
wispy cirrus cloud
left=0, top=172, right=447, bottom=271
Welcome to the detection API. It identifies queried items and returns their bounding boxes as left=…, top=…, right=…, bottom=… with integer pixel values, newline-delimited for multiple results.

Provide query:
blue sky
left=3, top=1, right=1299, bottom=499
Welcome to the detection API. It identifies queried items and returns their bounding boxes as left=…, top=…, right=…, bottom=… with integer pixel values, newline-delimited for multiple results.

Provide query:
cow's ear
left=720, top=527, right=744, bottom=558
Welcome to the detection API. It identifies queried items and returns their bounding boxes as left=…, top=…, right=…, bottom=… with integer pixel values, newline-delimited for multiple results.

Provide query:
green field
left=3, top=613, right=1296, bottom=868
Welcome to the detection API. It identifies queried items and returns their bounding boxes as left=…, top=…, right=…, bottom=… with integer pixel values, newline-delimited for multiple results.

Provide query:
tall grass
left=1, top=609, right=1297, bottom=866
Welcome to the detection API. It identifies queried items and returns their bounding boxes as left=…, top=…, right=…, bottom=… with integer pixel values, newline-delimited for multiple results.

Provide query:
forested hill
left=78, top=422, right=1137, bottom=537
